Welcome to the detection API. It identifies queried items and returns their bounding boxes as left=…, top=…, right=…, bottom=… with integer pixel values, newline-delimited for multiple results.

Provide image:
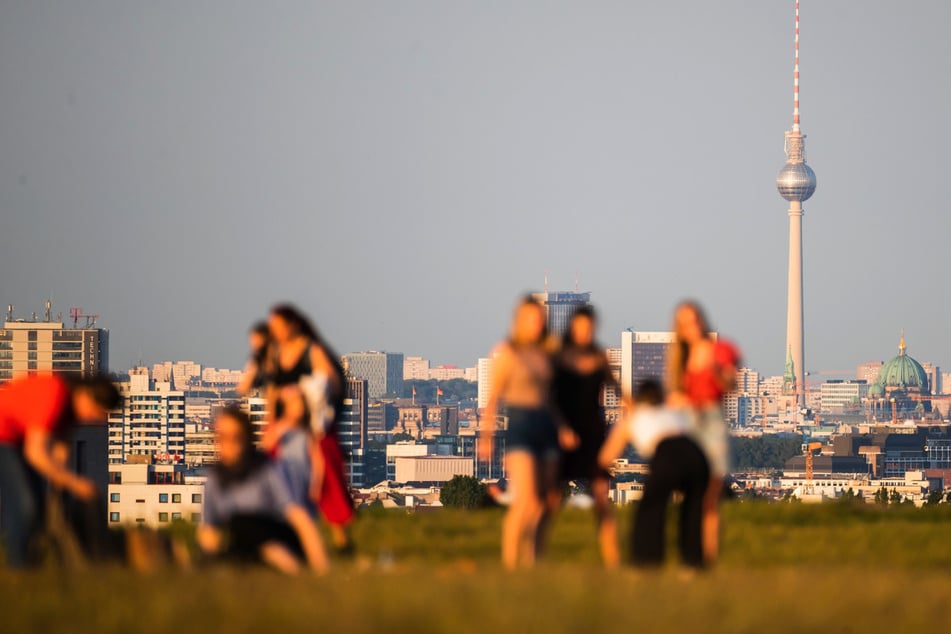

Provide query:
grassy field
left=3, top=501, right=951, bottom=633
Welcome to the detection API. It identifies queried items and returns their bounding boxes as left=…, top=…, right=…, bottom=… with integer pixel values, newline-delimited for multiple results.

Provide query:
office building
left=342, top=351, right=404, bottom=399
left=339, top=378, right=368, bottom=487
left=532, top=290, right=591, bottom=337
left=0, top=308, right=108, bottom=382
left=620, top=330, right=675, bottom=398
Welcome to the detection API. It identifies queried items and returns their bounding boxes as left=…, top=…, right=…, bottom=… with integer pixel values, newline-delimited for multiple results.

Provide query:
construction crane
left=805, top=442, right=822, bottom=482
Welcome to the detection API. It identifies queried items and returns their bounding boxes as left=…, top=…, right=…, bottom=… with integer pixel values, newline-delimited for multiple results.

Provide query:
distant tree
left=730, top=435, right=804, bottom=470
left=889, top=488, right=903, bottom=505
left=391, top=432, right=415, bottom=443
left=925, top=490, right=943, bottom=506
left=946, top=490, right=951, bottom=504
left=439, top=475, right=489, bottom=509
left=837, top=487, right=864, bottom=505
left=873, top=486, right=889, bottom=506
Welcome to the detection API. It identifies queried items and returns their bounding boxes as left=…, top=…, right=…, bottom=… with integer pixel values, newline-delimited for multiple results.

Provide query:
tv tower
left=776, top=0, right=816, bottom=410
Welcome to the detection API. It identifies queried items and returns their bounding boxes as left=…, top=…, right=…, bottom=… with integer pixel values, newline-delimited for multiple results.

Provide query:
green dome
left=875, top=337, right=929, bottom=391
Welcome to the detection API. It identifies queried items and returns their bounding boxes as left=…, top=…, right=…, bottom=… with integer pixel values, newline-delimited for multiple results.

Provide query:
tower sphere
left=776, top=161, right=816, bottom=202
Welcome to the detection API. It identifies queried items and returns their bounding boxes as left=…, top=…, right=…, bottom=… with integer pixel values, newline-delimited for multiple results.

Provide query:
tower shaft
left=786, top=201, right=805, bottom=409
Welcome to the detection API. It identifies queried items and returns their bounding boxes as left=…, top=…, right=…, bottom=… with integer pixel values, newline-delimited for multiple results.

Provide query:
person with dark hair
left=551, top=305, right=622, bottom=567
left=197, top=406, right=328, bottom=574
left=599, top=378, right=708, bottom=570
left=479, top=296, right=574, bottom=570
left=666, top=301, right=740, bottom=566
left=263, top=303, right=354, bottom=554
left=236, top=321, right=272, bottom=397
left=0, top=373, right=120, bottom=567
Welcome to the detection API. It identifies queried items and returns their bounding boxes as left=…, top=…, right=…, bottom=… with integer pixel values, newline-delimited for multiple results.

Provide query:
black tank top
left=272, top=347, right=313, bottom=387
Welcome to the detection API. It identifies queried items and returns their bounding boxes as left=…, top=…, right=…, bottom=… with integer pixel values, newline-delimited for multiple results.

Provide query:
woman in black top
left=552, top=306, right=621, bottom=568
left=264, top=304, right=355, bottom=554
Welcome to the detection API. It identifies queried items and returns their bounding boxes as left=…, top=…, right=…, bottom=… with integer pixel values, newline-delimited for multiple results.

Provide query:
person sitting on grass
left=0, top=373, right=120, bottom=568
left=197, top=406, right=328, bottom=575
left=598, top=378, right=709, bottom=570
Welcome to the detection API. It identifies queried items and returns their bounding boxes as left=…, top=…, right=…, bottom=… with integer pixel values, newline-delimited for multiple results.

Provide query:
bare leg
left=591, top=476, right=619, bottom=569
left=701, top=476, right=722, bottom=566
left=533, top=456, right=560, bottom=560
left=502, top=452, right=541, bottom=570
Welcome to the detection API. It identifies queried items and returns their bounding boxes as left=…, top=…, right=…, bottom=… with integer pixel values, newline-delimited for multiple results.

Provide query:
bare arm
left=309, top=345, right=341, bottom=398
left=285, top=504, right=328, bottom=574
left=23, top=429, right=96, bottom=500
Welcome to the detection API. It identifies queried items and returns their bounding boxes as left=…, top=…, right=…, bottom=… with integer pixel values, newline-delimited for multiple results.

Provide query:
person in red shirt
left=666, top=301, right=740, bottom=567
left=0, top=373, right=120, bottom=567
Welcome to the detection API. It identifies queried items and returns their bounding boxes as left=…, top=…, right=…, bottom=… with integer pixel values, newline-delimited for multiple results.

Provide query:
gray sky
left=1, top=1, right=949, bottom=378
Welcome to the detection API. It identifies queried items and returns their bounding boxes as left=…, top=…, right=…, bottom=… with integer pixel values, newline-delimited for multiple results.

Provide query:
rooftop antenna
left=544, top=270, right=549, bottom=294
left=5, top=305, right=12, bottom=321
left=70, top=307, right=82, bottom=328
left=574, top=271, right=579, bottom=292
left=793, top=0, right=801, bottom=134
left=45, top=297, right=52, bottom=322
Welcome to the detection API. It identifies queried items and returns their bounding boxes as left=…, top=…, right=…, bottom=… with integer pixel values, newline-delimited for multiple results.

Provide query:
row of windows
left=109, top=492, right=202, bottom=503
left=109, top=512, right=200, bottom=523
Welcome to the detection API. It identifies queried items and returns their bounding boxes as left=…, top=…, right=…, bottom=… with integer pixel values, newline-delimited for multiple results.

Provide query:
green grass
left=3, top=502, right=951, bottom=633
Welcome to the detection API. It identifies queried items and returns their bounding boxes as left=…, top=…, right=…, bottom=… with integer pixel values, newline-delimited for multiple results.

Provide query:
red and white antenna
left=793, top=0, right=801, bottom=133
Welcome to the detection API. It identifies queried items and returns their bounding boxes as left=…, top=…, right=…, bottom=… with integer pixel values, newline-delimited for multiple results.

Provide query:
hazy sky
left=2, top=1, right=949, bottom=379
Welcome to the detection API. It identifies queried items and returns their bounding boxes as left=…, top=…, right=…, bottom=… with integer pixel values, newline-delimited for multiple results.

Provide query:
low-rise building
left=107, top=460, right=205, bottom=528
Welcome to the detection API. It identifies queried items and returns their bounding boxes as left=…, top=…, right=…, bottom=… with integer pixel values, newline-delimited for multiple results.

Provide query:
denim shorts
left=504, top=407, right=559, bottom=459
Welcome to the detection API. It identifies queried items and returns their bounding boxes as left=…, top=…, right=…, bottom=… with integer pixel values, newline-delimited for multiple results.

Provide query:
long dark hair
left=561, top=305, right=598, bottom=352
left=667, top=300, right=713, bottom=393
left=213, top=405, right=268, bottom=488
left=269, top=303, right=347, bottom=411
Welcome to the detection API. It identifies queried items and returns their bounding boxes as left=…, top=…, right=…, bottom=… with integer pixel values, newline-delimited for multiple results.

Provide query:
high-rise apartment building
left=0, top=317, right=108, bottom=382
left=477, top=356, right=495, bottom=410
left=342, top=351, right=404, bottom=399
left=532, top=291, right=591, bottom=337
left=108, top=373, right=186, bottom=464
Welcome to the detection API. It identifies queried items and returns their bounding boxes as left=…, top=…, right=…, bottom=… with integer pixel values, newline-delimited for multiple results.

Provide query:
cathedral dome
left=875, top=336, right=929, bottom=391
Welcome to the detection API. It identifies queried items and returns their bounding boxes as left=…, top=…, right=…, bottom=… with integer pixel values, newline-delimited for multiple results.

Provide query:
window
left=110, top=493, right=120, bottom=502
left=109, top=512, right=120, bottom=522
left=158, top=513, right=169, bottom=523
left=191, top=493, right=202, bottom=504
left=171, top=512, right=182, bottom=520
left=172, top=493, right=181, bottom=503
left=135, top=518, right=145, bottom=523
left=191, top=513, right=202, bottom=523
left=135, top=499, right=145, bottom=504
left=159, top=493, right=168, bottom=503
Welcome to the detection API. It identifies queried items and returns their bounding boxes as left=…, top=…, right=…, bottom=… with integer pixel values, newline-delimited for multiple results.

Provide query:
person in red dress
left=0, top=373, right=119, bottom=567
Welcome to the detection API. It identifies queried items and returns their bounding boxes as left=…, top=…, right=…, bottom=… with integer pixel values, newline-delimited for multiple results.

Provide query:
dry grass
left=3, top=502, right=951, bottom=633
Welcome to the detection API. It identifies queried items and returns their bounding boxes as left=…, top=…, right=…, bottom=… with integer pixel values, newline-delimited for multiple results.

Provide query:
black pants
left=225, top=514, right=303, bottom=562
left=632, top=436, right=710, bottom=568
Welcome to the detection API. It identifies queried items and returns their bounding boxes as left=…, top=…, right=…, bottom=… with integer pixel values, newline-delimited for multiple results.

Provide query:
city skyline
left=2, top=2, right=949, bottom=377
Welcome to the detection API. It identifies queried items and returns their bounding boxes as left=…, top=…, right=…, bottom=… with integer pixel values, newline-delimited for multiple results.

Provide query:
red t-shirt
left=682, top=340, right=741, bottom=407
left=0, top=374, right=71, bottom=446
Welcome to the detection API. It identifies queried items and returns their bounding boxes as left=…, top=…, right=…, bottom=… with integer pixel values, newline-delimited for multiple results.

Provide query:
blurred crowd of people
left=0, top=298, right=738, bottom=575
